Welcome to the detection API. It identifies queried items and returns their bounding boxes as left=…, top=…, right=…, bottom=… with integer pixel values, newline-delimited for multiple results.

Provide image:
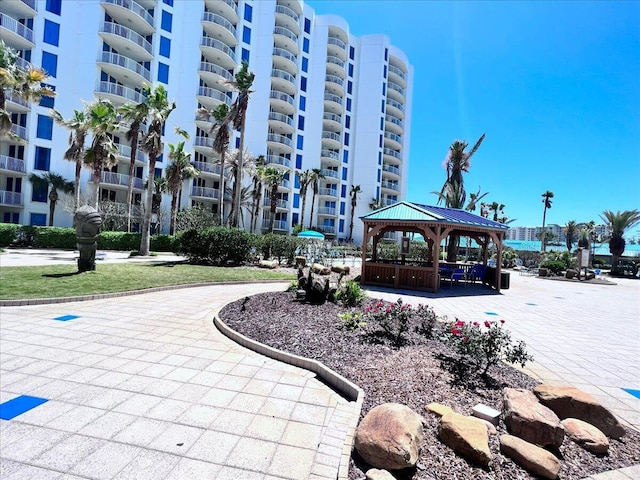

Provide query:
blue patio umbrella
left=297, top=230, right=325, bottom=240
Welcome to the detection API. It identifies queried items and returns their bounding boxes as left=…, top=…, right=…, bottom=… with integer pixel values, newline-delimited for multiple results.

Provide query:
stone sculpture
left=75, top=205, right=102, bottom=272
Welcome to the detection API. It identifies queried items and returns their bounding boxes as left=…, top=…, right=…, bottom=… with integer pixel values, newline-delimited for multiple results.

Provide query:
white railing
left=319, top=188, right=338, bottom=197
left=320, top=169, right=338, bottom=179
left=317, top=206, right=336, bottom=216
left=263, top=198, right=288, bottom=209
left=272, top=47, right=296, bottom=63
left=268, top=111, right=293, bottom=127
left=202, top=11, right=237, bottom=37
left=191, top=185, right=219, bottom=199
left=267, top=133, right=293, bottom=148
left=0, top=155, right=25, bottom=173
left=327, top=37, right=347, bottom=51
left=220, top=0, right=238, bottom=13
left=103, top=0, right=154, bottom=27
left=14, top=56, right=31, bottom=70
left=100, top=21, right=152, bottom=55
left=388, top=64, right=407, bottom=80
left=325, top=74, right=344, bottom=86
left=200, top=36, right=235, bottom=59
left=381, top=181, right=399, bottom=191
left=193, top=161, right=221, bottom=175
left=97, top=51, right=151, bottom=81
left=10, top=124, right=28, bottom=140
left=116, top=143, right=145, bottom=162
left=273, top=25, right=297, bottom=43
left=382, top=164, right=400, bottom=175
left=326, top=55, right=345, bottom=69
left=386, top=98, right=404, bottom=112
left=388, top=81, right=405, bottom=96
left=199, top=61, right=234, bottom=81
left=262, top=219, right=288, bottom=231
left=275, top=4, right=299, bottom=22
left=384, top=132, right=402, bottom=143
left=324, top=93, right=342, bottom=105
left=101, top=171, right=129, bottom=186
left=197, top=86, right=231, bottom=105
left=322, top=131, right=341, bottom=142
left=0, top=190, right=22, bottom=206
left=385, top=114, right=403, bottom=128
left=194, top=136, right=214, bottom=149
left=383, top=147, right=401, bottom=159
left=318, top=225, right=336, bottom=234
left=321, top=149, right=339, bottom=160
left=269, top=90, right=294, bottom=106
left=323, top=112, right=342, bottom=124
left=0, top=14, right=34, bottom=43
left=7, top=92, right=29, bottom=108
left=96, top=81, right=144, bottom=103
left=265, top=155, right=291, bottom=168
left=271, top=68, right=296, bottom=84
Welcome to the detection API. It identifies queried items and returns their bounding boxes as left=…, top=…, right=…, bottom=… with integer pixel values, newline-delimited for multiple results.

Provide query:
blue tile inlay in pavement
left=622, top=388, right=640, bottom=400
left=484, top=311, right=498, bottom=315
left=526, top=302, right=537, bottom=306
left=0, top=395, right=48, bottom=420
left=54, top=314, right=80, bottom=321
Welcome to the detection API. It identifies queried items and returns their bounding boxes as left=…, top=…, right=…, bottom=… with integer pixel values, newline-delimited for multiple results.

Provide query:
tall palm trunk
left=140, top=152, right=158, bottom=254
left=126, top=129, right=139, bottom=232
left=48, top=189, right=58, bottom=226
left=232, top=128, right=246, bottom=228
left=74, top=160, right=82, bottom=209
left=219, top=150, right=226, bottom=225
left=309, top=189, right=317, bottom=229
left=170, top=191, right=178, bottom=235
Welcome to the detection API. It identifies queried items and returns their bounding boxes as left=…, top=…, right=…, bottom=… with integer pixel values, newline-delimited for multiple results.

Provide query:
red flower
left=500, top=319, right=506, bottom=324
left=455, top=320, right=465, bottom=327
left=484, top=321, right=491, bottom=328
left=451, top=328, right=461, bottom=336
left=463, top=336, right=469, bottom=342
left=473, top=322, right=480, bottom=326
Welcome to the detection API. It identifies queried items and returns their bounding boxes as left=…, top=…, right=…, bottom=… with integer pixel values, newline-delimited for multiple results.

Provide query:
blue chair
left=450, top=267, right=467, bottom=286
left=468, top=264, right=486, bottom=284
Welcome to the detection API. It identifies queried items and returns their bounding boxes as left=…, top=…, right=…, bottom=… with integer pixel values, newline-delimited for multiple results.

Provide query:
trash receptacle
left=500, top=272, right=510, bottom=289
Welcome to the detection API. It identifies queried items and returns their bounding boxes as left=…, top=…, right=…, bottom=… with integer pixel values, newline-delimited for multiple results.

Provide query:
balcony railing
left=383, top=147, right=401, bottom=160
left=193, top=161, right=221, bottom=175
left=318, top=225, right=336, bottom=234
left=116, top=143, right=145, bottom=162
left=388, top=64, right=407, bottom=80
left=321, top=149, right=339, bottom=160
left=326, top=55, right=345, bottom=69
left=0, top=190, right=22, bottom=206
left=317, top=206, right=336, bottom=216
left=267, top=133, right=293, bottom=148
left=10, top=124, right=28, bottom=140
left=381, top=181, right=399, bottom=191
left=325, top=74, right=344, bottom=87
left=322, top=131, right=341, bottom=142
left=263, top=198, right=288, bottom=209
left=268, top=111, right=293, bottom=127
left=271, top=68, right=296, bottom=84
left=100, top=21, right=152, bottom=55
left=101, top=171, right=144, bottom=189
left=0, top=155, right=25, bottom=173
left=382, top=164, right=400, bottom=175
left=384, top=132, right=402, bottom=143
left=323, top=112, right=342, bottom=124
left=319, top=188, right=338, bottom=197
left=388, top=81, right=405, bottom=96
left=265, top=155, right=291, bottom=168
left=21, top=0, right=37, bottom=10
left=275, top=4, right=299, bottom=22
left=96, top=81, right=144, bottom=103
left=7, top=92, right=29, bottom=108
left=320, top=169, right=338, bottom=179
left=262, top=219, right=288, bottom=231
left=200, top=36, right=235, bottom=59
left=273, top=25, right=297, bottom=43
left=385, top=114, right=403, bottom=128
left=97, top=51, right=151, bottom=82
left=194, top=136, right=214, bottom=149
left=272, top=47, right=296, bottom=63
left=103, top=0, right=154, bottom=27
left=327, top=37, right=347, bottom=51
left=386, top=98, right=404, bottom=112
left=202, top=11, right=237, bottom=37
left=14, top=56, right=31, bottom=70
left=324, top=93, right=342, bottom=105
left=269, top=90, right=295, bottom=106
left=220, top=0, right=238, bottom=13
left=197, top=86, right=232, bottom=105
left=191, top=185, right=220, bottom=199
left=0, top=14, right=34, bottom=43
left=199, top=61, right=234, bottom=81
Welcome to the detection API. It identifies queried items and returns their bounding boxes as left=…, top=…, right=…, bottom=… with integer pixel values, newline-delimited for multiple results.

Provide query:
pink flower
left=455, top=320, right=465, bottom=327
left=500, top=319, right=506, bottom=324
left=484, top=321, right=491, bottom=328
left=473, top=322, right=480, bottom=326
left=451, top=328, right=461, bottom=336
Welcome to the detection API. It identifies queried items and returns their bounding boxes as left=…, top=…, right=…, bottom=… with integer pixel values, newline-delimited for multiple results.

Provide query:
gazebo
left=360, top=201, right=510, bottom=292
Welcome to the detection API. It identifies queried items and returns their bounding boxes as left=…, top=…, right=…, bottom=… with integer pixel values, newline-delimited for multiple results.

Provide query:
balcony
left=0, top=190, right=22, bottom=206
left=0, top=0, right=36, bottom=19
left=116, top=143, right=146, bottom=164
left=326, top=55, right=346, bottom=78
left=384, top=131, right=402, bottom=150
left=323, top=92, right=343, bottom=114
left=381, top=181, right=400, bottom=192
left=202, top=11, right=237, bottom=47
left=263, top=198, right=288, bottom=210
left=199, top=61, right=234, bottom=86
left=274, top=4, right=300, bottom=36
left=320, top=149, right=340, bottom=166
left=101, top=171, right=143, bottom=189
left=385, top=114, right=404, bottom=134
left=265, top=154, right=291, bottom=169
left=101, top=0, right=155, bottom=35
left=269, top=90, right=295, bottom=116
left=273, top=26, right=299, bottom=56
left=387, top=81, right=406, bottom=102
left=261, top=218, right=288, bottom=231
left=193, top=135, right=214, bottom=154
left=0, top=155, right=25, bottom=174
left=97, top=51, right=151, bottom=85
left=319, top=187, right=338, bottom=198
left=268, top=111, right=294, bottom=135
left=325, top=74, right=345, bottom=97
left=322, top=130, right=341, bottom=149
left=196, top=86, right=232, bottom=110
left=320, top=169, right=339, bottom=180
left=273, top=25, right=298, bottom=44
left=267, top=133, right=294, bottom=154
left=382, top=163, right=400, bottom=177
left=204, top=0, right=239, bottom=24
left=317, top=206, right=337, bottom=216
left=200, top=36, right=236, bottom=70
left=191, top=185, right=220, bottom=200
left=10, top=124, right=28, bottom=141
left=193, top=161, right=221, bottom=176
left=327, top=37, right=347, bottom=61
left=272, top=47, right=298, bottom=76
left=383, top=147, right=402, bottom=163
left=271, top=68, right=296, bottom=96
left=322, top=112, right=342, bottom=131
left=388, top=64, right=407, bottom=88
left=318, top=225, right=336, bottom=235
left=99, top=21, right=153, bottom=61
left=0, top=13, right=35, bottom=49
left=96, top=81, right=143, bottom=105
left=385, top=98, right=404, bottom=119
left=5, top=92, right=30, bottom=113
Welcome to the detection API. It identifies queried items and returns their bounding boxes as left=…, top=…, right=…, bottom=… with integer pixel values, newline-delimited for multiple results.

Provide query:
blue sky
left=309, top=0, right=640, bottom=228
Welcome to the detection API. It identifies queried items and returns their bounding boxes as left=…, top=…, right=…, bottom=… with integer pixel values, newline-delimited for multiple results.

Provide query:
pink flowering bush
left=442, top=318, right=533, bottom=376
left=363, top=298, right=439, bottom=347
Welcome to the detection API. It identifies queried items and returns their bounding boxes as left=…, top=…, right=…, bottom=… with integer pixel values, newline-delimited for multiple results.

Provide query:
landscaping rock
left=426, top=403, right=453, bottom=417
left=258, top=260, right=277, bottom=269
left=312, top=263, right=331, bottom=275
left=478, top=418, right=498, bottom=435
left=295, top=255, right=306, bottom=267
left=472, top=403, right=501, bottom=425
left=355, top=403, right=424, bottom=470
left=331, top=264, right=351, bottom=274
left=438, top=411, right=492, bottom=466
left=500, top=434, right=561, bottom=479
left=562, top=418, right=609, bottom=454
left=365, top=468, right=396, bottom=480
left=503, top=388, right=564, bottom=448
left=533, top=384, right=626, bottom=439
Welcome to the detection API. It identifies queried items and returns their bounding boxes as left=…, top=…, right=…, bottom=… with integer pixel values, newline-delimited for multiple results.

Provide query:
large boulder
left=355, top=403, right=424, bottom=470
left=312, top=263, right=331, bottom=275
left=561, top=418, right=609, bottom=454
left=500, top=434, right=561, bottom=479
left=425, top=402, right=453, bottom=417
left=503, top=388, right=564, bottom=448
left=438, top=412, right=492, bottom=466
left=533, top=384, right=625, bottom=439
left=331, top=264, right=351, bottom=274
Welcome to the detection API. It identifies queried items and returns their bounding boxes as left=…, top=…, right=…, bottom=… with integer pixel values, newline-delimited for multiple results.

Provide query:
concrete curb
left=212, top=295, right=364, bottom=480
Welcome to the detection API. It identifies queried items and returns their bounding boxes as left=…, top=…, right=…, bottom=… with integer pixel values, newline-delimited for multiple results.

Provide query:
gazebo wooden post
left=361, top=222, right=369, bottom=284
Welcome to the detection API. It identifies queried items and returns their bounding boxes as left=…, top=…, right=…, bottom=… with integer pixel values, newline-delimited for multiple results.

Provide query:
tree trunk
left=139, top=154, right=156, bottom=256
left=309, top=191, right=316, bottom=228
left=48, top=190, right=57, bottom=226
left=126, top=130, right=138, bottom=232
left=300, top=194, right=307, bottom=228
left=170, top=192, right=178, bottom=235
left=219, top=151, right=225, bottom=226
left=446, top=235, right=459, bottom=262
left=91, top=170, right=101, bottom=208
left=232, top=129, right=246, bottom=228
left=541, top=207, right=547, bottom=252
left=74, top=160, right=81, bottom=210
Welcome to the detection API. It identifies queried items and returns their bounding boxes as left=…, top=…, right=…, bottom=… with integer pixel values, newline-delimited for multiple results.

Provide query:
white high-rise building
left=0, top=0, right=413, bottom=244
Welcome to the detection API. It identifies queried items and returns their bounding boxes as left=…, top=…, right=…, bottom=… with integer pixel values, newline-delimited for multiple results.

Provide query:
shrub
left=175, top=227, right=255, bottom=265
left=364, top=298, right=412, bottom=347
left=150, top=234, right=175, bottom=252
left=260, top=234, right=300, bottom=265
left=97, top=232, right=141, bottom=251
left=409, top=241, right=430, bottom=262
left=441, top=319, right=533, bottom=376
left=174, top=205, right=217, bottom=233
left=339, top=312, right=366, bottom=331
left=335, top=280, right=366, bottom=307
left=415, top=304, right=439, bottom=338
left=378, top=242, right=399, bottom=260
left=0, top=223, right=21, bottom=247
left=539, top=260, right=565, bottom=275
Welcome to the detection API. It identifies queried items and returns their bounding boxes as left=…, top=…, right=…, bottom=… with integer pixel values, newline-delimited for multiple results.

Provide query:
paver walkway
left=0, top=284, right=359, bottom=480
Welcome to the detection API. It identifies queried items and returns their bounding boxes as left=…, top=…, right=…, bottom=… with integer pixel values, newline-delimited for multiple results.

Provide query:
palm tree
left=308, top=168, right=324, bottom=228
left=226, top=148, right=259, bottom=228
left=439, top=134, right=485, bottom=205
left=599, top=209, right=640, bottom=269
left=369, top=196, right=383, bottom=211
left=1, top=41, right=55, bottom=138
left=84, top=99, right=119, bottom=208
left=50, top=109, right=89, bottom=209
left=564, top=220, right=578, bottom=252
left=119, top=99, right=150, bottom=232
left=138, top=84, right=176, bottom=256
left=261, top=167, right=286, bottom=233
left=487, top=202, right=505, bottom=222
left=432, top=182, right=466, bottom=261
left=347, top=185, right=362, bottom=243
left=465, top=187, right=489, bottom=213
left=28, top=172, right=73, bottom=226
left=226, top=61, right=255, bottom=228
left=297, top=169, right=313, bottom=228
left=166, top=140, right=198, bottom=235
left=197, top=103, right=230, bottom=225
left=541, top=190, right=554, bottom=252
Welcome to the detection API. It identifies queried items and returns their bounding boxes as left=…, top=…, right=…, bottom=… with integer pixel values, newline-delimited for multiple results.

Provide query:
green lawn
left=0, top=262, right=295, bottom=300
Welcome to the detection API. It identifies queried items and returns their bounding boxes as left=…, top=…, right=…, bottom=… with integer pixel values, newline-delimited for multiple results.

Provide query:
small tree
left=600, top=209, right=640, bottom=270
left=166, top=138, right=199, bottom=235
left=347, top=185, right=361, bottom=243
left=564, top=220, right=578, bottom=251
left=540, top=190, right=554, bottom=252
left=28, top=172, right=74, bottom=226
left=262, top=167, right=286, bottom=233
left=308, top=168, right=324, bottom=228
left=297, top=169, right=313, bottom=227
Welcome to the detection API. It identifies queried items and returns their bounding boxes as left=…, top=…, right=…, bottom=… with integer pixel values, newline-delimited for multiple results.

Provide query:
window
left=4, top=212, right=19, bottom=223
left=348, top=63, right=354, bottom=77
left=293, top=193, right=300, bottom=208
left=304, top=18, right=311, bottom=34
left=379, top=135, right=383, bottom=148
left=39, top=83, right=55, bottom=108
left=344, top=133, right=350, bottom=146
left=381, top=100, right=385, bottom=112
left=297, top=116, right=305, bottom=130
left=347, top=80, right=353, bottom=95
left=341, top=185, right=347, bottom=198
left=340, top=202, right=345, bottom=215
left=46, top=0, right=62, bottom=15
left=380, top=117, right=384, bottom=129
left=41, top=51, right=58, bottom=77
left=163, top=0, right=173, bottom=5
left=43, top=20, right=60, bottom=46
left=382, top=83, right=386, bottom=95
left=342, top=167, right=348, bottom=181
left=303, top=38, right=309, bottom=53
left=349, top=46, right=355, bottom=60
left=296, top=154, right=302, bottom=169
left=157, top=63, right=169, bottom=83
left=161, top=10, right=172, bottom=32
left=345, top=115, right=350, bottom=129
left=31, top=181, right=48, bottom=203
left=244, top=4, right=253, bottom=22
left=242, top=26, right=251, bottom=44
left=34, top=147, right=51, bottom=171
left=36, top=115, right=53, bottom=140
left=383, top=65, right=387, bottom=78
left=339, top=219, right=344, bottom=233
left=159, top=36, right=171, bottom=57
left=30, top=213, right=47, bottom=225
left=235, top=137, right=240, bottom=148
left=241, top=48, right=250, bottom=62
left=154, top=168, right=163, bottom=178
left=300, top=76, right=307, bottom=92
left=385, top=48, right=388, bottom=61
left=157, top=153, right=163, bottom=163
left=346, top=98, right=351, bottom=112
left=292, top=213, right=299, bottom=226
left=301, top=57, right=308, bottom=73
left=299, top=96, right=306, bottom=112
left=296, top=135, right=303, bottom=150
left=343, top=150, right=348, bottom=163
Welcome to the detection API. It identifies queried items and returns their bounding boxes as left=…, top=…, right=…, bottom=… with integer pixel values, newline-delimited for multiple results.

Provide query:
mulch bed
left=219, top=291, right=640, bottom=480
